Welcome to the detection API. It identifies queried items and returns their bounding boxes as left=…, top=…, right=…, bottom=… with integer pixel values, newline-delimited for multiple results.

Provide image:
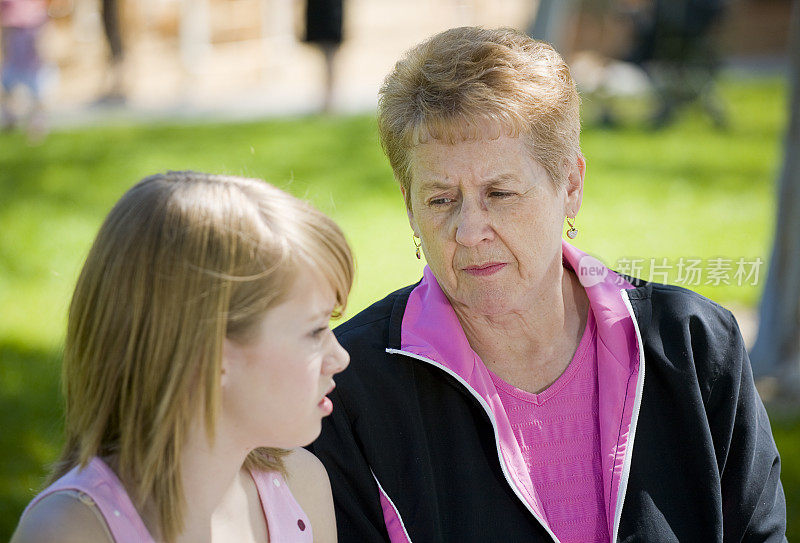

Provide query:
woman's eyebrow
left=483, top=173, right=519, bottom=185
left=419, top=174, right=519, bottom=192
left=418, top=180, right=456, bottom=192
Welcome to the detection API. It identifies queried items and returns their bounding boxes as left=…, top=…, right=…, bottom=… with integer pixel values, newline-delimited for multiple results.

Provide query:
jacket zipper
left=385, top=348, right=562, bottom=543
left=613, top=290, right=647, bottom=542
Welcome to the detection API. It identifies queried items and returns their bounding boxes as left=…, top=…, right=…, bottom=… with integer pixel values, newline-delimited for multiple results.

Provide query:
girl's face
left=220, top=267, right=350, bottom=450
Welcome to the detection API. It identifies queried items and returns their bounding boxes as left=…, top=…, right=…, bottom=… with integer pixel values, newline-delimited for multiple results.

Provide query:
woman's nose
left=454, top=199, right=493, bottom=247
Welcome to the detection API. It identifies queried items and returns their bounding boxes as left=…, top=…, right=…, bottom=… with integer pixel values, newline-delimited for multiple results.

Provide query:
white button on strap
left=113, top=510, right=121, bottom=517
left=273, top=477, right=281, bottom=488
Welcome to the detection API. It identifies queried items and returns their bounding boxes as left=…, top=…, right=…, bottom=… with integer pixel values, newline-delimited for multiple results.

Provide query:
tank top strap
left=23, top=457, right=154, bottom=542
left=249, top=469, right=314, bottom=542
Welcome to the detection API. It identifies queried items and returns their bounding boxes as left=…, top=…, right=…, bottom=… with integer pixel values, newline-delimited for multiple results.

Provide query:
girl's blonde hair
left=49, top=171, right=354, bottom=542
left=378, top=26, right=581, bottom=206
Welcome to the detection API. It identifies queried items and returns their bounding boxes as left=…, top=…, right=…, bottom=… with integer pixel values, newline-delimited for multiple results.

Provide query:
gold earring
left=566, top=217, right=578, bottom=239
left=412, top=234, right=422, bottom=259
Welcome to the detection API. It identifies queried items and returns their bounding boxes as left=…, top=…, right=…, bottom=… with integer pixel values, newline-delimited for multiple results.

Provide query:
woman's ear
left=564, top=154, right=586, bottom=217
left=401, top=186, right=421, bottom=236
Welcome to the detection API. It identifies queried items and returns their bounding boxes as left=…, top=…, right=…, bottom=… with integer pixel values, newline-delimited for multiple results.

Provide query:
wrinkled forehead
left=409, top=115, right=527, bottom=148
left=405, top=117, right=532, bottom=179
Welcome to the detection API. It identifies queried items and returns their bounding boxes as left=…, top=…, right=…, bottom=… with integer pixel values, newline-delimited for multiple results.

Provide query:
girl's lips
left=318, top=382, right=336, bottom=414
left=462, top=263, right=507, bottom=276
left=318, top=396, right=333, bottom=415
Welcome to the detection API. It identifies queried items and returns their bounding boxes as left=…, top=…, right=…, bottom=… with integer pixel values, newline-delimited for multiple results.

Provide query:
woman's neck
left=454, top=265, right=589, bottom=394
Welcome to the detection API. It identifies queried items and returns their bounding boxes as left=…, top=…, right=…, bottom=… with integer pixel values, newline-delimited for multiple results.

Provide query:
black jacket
left=308, top=280, right=786, bottom=542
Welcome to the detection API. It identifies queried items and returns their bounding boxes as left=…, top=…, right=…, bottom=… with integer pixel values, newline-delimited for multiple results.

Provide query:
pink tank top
left=489, top=310, right=609, bottom=543
left=21, top=457, right=313, bottom=542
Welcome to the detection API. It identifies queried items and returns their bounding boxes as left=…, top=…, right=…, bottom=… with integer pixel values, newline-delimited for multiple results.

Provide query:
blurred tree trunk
left=750, top=0, right=800, bottom=392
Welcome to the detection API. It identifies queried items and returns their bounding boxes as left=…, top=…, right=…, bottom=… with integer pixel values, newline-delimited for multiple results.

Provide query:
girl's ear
left=220, top=338, right=240, bottom=388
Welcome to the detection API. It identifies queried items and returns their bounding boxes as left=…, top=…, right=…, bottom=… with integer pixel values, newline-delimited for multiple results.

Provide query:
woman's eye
left=489, top=191, right=515, bottom=199
left=428, top=197, right=455, bottom=206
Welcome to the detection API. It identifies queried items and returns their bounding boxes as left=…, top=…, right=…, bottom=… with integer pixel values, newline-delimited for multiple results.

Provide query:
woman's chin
left=458, top=294, right=518, bottom=317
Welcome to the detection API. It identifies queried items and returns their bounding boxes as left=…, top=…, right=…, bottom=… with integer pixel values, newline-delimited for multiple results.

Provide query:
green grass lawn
left=1, top=75, right=797, bottom=539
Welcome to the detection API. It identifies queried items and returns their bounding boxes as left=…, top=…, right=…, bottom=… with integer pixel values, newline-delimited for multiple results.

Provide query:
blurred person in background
left=308, top=26, right=786, bottom=542
left=11, top=171, right=351, bottom=543
left=624, top=0, right=729, bottom=128
left=0, top=0, right=48, bottom=140
left=97, top=0, right=125, bottom=103
left=303, top=0, right=343, bottom=113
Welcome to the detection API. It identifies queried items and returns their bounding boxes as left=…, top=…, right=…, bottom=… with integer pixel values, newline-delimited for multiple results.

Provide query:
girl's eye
left=311, top=326, right=328, bottom=338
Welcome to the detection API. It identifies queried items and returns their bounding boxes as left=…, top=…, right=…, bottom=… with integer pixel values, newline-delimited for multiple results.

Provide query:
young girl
left=11, top=171, right=353, bottom=543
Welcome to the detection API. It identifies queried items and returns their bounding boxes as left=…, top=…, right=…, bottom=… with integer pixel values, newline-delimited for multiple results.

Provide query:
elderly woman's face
left=405, top=132, right=583, bottom=316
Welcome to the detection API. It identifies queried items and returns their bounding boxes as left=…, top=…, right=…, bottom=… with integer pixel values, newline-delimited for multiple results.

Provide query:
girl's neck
left=137, top=421, right=263, bottom=543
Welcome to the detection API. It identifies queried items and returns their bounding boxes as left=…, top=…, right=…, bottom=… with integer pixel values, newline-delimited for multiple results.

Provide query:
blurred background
left=2, top=0, right=793, bottom=120
left=1, top=0, right=798, bottom=539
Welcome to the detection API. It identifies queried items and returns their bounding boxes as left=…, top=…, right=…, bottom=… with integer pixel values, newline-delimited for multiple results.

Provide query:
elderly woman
left=308, top=27, right=786, bottom=542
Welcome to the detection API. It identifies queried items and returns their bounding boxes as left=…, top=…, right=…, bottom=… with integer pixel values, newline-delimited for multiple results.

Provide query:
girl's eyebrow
left=308, top=306, right=336, bottom=322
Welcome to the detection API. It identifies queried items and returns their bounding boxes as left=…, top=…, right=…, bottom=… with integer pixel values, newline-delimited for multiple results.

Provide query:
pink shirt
left=0, top=0, right=47, bottom=28
left=489, top=310, right=609, bottom=543
left=21, top=457, right=313, bottom=542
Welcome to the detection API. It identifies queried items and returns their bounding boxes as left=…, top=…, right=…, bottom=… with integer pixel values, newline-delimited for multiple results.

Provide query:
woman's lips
left=462, top=263, right=507, bottom=276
